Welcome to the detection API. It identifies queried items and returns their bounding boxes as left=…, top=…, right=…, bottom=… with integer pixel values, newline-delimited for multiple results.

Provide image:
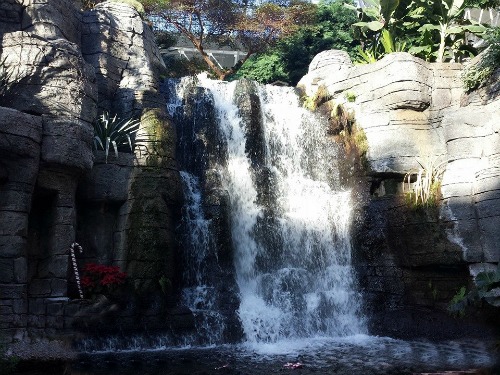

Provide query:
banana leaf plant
left=412, top=0, right=488, bottom=62
left=346, top=0, right=403, bottom=62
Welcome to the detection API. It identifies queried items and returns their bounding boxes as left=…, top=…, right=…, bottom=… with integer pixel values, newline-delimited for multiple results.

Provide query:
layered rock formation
left=299, top=50, right=500, bottom=337
left=0, top=0, right=181, bottom=343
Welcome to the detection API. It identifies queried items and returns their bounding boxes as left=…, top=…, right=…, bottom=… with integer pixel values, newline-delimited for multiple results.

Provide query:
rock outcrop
left=0, top=0, right=182, bottom=344
left=299, top=50, right=500, bottom=338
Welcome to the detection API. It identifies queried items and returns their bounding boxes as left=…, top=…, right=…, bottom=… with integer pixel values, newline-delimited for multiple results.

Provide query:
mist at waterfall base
left=69, top=76, right=497, bottom=374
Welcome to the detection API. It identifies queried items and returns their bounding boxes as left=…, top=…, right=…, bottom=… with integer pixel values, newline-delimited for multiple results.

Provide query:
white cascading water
left=195, top=76, right=366, bottom=344
left=178, top=171, right=225, bottom=345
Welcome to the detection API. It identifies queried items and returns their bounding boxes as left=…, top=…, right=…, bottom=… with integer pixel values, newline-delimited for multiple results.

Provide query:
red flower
left=81, top=262, right=127, bottom=296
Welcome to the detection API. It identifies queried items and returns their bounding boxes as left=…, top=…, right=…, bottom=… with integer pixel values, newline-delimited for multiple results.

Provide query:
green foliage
left=0, top=57, right=13, bottom=97
left=344, top=91, right=356, bottom=102
left=449, top=264, right=500, bottom=315
left=462, top=27, right=500, bottom=91
left=109, top=0, right=145, bottom=15
left=302, top=85, right=331, bottom=111
left=80, top=0, right=145, bottom=14
left=349, top=0, right=488, bottom=63
left=414, top=0, right=487, bottom=62
left=349, top=0, right=408, bottom=62
left=403, top=157, right=445, bottom=208
left=235, top=0, right=358, bottom=85
left=93, top=112, right=141, bottom=163
left=233, top=53, right=288, bottom=83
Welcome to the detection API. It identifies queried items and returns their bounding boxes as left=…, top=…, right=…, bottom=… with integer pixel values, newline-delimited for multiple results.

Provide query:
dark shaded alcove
left=27, top=187, right=57, bottom=297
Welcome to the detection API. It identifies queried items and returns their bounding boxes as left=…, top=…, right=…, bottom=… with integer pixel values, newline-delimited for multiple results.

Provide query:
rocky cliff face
left=0, top=0, right=181, bottom=344
left=299, top=50, right=500, bottom=338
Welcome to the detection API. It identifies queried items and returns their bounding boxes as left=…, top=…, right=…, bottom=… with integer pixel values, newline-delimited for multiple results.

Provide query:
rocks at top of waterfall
left=308, top=50, right=353, bottom=73
left=299, top=52, right=446, bottom=174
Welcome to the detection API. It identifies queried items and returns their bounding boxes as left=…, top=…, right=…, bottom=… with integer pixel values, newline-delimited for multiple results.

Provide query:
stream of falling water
left=192, top=76, right=366, bottom=344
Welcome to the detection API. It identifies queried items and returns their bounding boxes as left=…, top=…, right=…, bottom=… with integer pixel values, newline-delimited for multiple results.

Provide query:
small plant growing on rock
left=403, top=157, right=445, bottom=208
left=302, top=85, right=331, bottom=111
left=449, top=263, right=500, bottom=315
left=93, top=112, right=140, bottom=162
left=0, top=57, right=13, bottom=97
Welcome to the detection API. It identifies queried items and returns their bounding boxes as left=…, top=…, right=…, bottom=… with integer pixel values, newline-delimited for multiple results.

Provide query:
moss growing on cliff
left=109, top=0, right=144, bottom=15
left=302, top=85, right=331, bottom=111
left=137, top=108, right=175, bottom=167
left=82, top=0, right=145, bottom=15
left=327, top=99, right=369, bottom=172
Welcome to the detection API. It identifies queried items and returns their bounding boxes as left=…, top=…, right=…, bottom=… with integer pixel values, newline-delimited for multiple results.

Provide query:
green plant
left=235, top=0, right=358, bottom=85
left=449, top=264, right=500, bottom=315
left=93, top=112, right=140, bottom=163
left=0, top=57, right=13, bottom=97
left=462, top=27, right=500, bottom=91
left=409, top=0, right=487, bottom=62
left=109, top=0, right=145, bottom=15
left=348, top=0, right=404, bottom=63
left=302, top=85, right=331, bottom=111
left=80, top=0, right=144, bottom=14
left=344, top=91, right=356, bottom=103
left=354, top=45, right=378, bottom=64
left=404, top=157, right=445, bottom=208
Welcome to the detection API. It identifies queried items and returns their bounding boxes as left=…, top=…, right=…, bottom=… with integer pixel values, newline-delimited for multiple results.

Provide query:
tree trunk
left=198, top=49, right=227, bottom=80
left=437, top=28, right=447, bottom=63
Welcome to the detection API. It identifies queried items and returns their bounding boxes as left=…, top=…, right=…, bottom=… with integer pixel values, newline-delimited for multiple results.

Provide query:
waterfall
left=178, top=171, right=225, bottom=345
left=167, top=75, right=365, bottom=346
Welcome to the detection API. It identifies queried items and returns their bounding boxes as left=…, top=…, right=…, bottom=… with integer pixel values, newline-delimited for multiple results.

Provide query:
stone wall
left=0, top=0, right=181, bottom=344
left=299, top=50, right=500, bottom=338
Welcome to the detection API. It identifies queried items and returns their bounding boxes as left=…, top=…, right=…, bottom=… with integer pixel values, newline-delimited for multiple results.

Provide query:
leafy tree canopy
left=141, top=0, right=316, bottom=79
left=234, top=0, right=358, bottom=84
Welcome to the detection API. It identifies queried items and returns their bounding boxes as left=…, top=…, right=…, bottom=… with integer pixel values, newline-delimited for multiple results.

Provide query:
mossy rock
left=137, top=108, right=176, bottom=167
left=108, top=0, right=145, bottom=16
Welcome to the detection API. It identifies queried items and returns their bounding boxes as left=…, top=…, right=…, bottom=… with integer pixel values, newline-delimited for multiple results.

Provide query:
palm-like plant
left=0, top=57, right=13, bottom=97
left=93, top=112, right=140, bottom=162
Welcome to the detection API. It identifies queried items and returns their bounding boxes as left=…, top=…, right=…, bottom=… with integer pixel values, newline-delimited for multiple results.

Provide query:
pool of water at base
left=16, top=336, right=500, bottom=375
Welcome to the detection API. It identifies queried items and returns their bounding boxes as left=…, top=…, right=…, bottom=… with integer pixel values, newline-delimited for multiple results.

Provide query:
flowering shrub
left=81, top=263, right=127, bottom=298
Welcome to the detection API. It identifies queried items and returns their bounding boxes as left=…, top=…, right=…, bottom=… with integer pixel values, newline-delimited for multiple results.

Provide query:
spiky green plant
left=404, top=157, right=445, bottom=208
left=93, top=112, right=140, bottom=163
left=0, top=57, right=13, bottom=97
